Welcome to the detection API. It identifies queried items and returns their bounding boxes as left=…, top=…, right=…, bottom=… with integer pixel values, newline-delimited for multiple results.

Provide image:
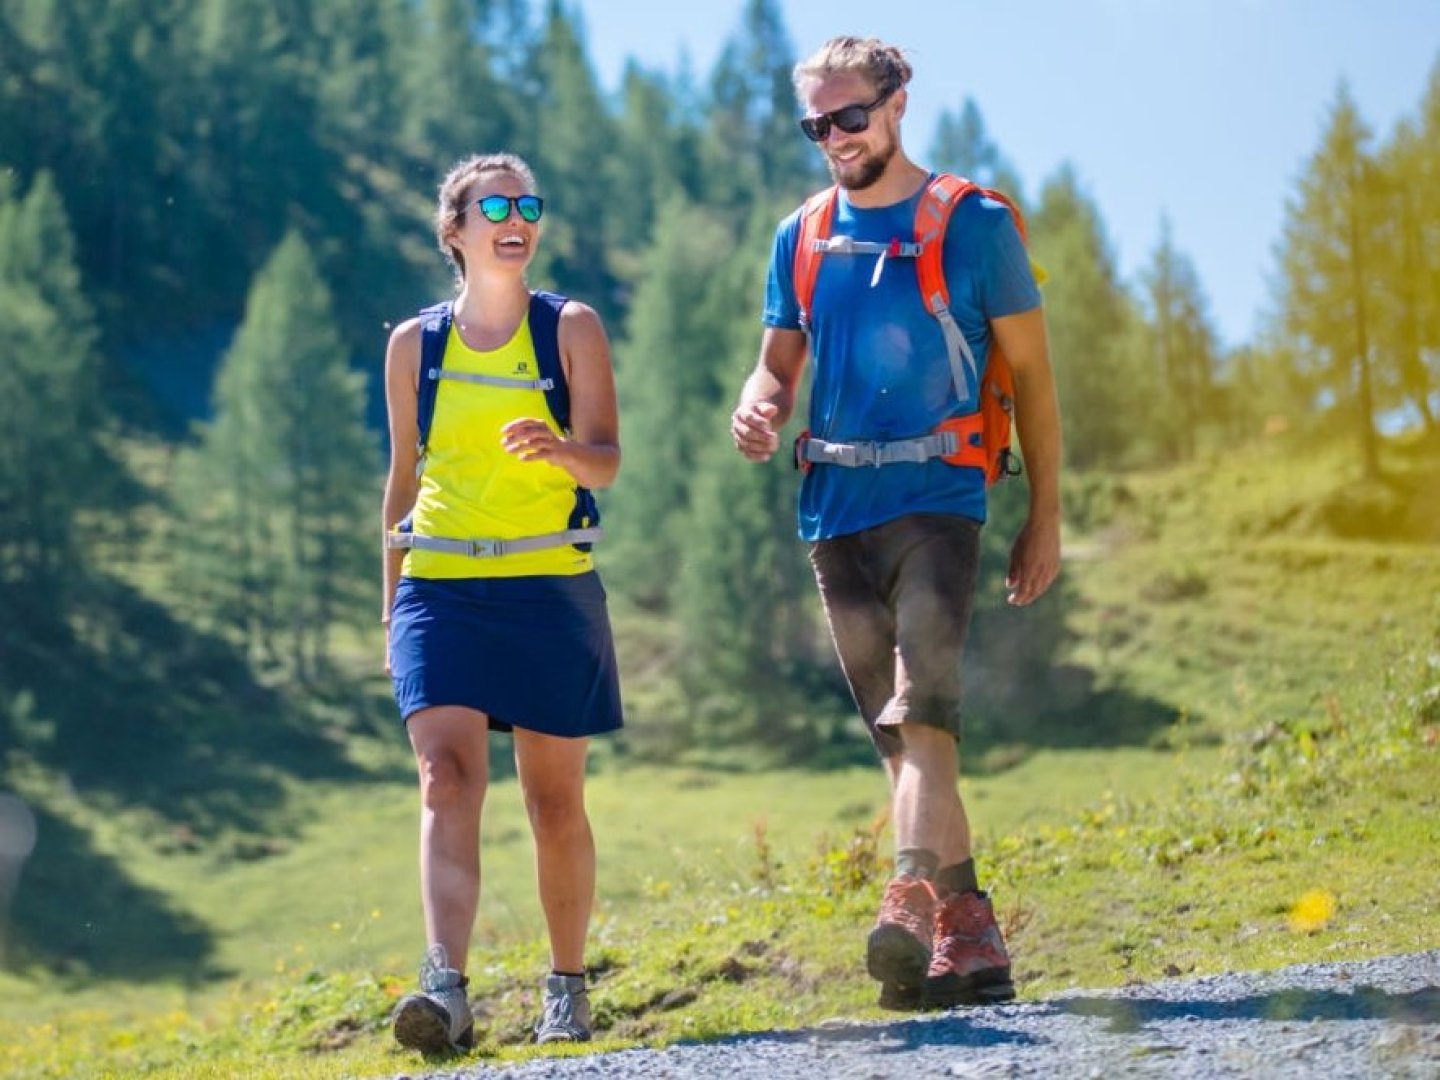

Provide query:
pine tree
left=699, top=0, right=816, bottom=210
left=609, top=62, right=692, bottom=258
left=530, top=1, right=619, bottom=316
left=404, top=0, right=520, bottom=163
left=314, top=0, right=411, bottom=161
left=177, top=232, right=377, bottom=681
left=1274, top=81, right=1382, bottom=478
left=1368, top=59, right=1440, bottom=433
left=1139, top=216, right=1220, bottom=460
left=674, top=204, right=830, bottom=756
left=604, top=197, right=737, bottom=605
left=930, top=98, right=1025, bottom=203
left=0, top=172, right=110, bottom=608
left=1029, top=165, right=1144, bottom=469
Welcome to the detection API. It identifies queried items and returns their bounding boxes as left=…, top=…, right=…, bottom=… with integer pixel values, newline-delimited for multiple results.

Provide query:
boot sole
left=393, top=997, right=474, bottom=1053
left=877, top=980, right=923, bottom=1011
left=866, top=924, right=931, bottom=989
left=921, top=967, right=1016, bottom=1009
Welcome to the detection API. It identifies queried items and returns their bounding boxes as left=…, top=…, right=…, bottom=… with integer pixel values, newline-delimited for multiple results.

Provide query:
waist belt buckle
left=466, top=538, right=502, bottom=558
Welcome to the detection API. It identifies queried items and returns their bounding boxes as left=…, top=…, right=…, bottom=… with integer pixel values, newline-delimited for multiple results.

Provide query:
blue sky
left=568, top=0, right=1439, bottom=350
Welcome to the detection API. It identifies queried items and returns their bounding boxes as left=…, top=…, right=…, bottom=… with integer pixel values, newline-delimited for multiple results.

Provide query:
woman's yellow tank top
left=404, top=318, right=594, bottom=579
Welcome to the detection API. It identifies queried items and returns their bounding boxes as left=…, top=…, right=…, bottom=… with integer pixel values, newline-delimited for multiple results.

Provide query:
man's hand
left=731, top=400, right=782, bottom=462
left=1006, top=513, right=1061, bottom=606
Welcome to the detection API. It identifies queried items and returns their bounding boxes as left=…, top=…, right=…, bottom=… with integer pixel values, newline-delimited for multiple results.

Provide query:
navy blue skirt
left=389, top=572, right=623, bottom=737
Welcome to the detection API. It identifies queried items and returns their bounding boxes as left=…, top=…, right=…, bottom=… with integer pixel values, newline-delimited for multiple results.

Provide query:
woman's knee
left=522, top=786, right=588, bottom=840
left=419, top=750, right=487, bottom=812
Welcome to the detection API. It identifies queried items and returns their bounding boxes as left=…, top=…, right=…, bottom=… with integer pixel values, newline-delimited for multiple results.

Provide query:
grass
left=1, top=431, right=1437, bottom=1078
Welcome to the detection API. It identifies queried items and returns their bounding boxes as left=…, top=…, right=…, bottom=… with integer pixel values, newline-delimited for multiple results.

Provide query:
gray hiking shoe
left=533, top=972, right=592, bottom=1044
left=392, top=944, right=475, bottom=1053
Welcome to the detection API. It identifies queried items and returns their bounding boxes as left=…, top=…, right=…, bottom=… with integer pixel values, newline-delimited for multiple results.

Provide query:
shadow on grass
left=0, top=575, right=408, bottom=980
left=4, top=578, right=394, bottom=835
left=3, top=804, right=219, bottom=982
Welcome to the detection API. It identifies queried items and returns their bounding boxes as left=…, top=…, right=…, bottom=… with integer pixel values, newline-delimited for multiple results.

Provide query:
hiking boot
left=921, top=890, right=1016, bottom=1008
left=876, top=980, right=922, bottom=1011
left=866, top=874, right=937, bottom=1008
left=534, top=972, right=592, bottom=1043
left=392, top=944, right=475, bottom=1053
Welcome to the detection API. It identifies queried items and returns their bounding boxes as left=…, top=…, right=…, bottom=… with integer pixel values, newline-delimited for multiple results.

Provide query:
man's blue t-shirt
left=764, top=177, right=1041, bottom=542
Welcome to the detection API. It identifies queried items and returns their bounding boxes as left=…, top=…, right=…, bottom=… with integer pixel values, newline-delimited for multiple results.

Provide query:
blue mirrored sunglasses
left=472, top=194, right=544, bottom=223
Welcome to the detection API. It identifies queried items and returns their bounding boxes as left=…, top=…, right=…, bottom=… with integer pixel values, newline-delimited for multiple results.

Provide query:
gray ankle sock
left=936, top=857, right=979, bottom=896
left=895, top=847, right=940, bottom=880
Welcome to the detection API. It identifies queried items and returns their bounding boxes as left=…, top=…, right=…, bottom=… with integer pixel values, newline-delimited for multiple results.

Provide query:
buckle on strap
left=464, top=538, right=505, bottom=558
left=796, top=427, right=972, bottom=470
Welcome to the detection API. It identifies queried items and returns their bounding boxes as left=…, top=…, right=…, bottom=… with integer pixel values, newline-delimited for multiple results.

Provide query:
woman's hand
left=500, top=417, right=569, bottom=465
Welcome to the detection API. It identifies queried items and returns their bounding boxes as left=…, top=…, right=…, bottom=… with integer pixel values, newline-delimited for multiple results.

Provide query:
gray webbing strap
left=428, top=369, right=555, bottom=392
left=415, top=371, right=556, bottom=477
left=812, top=233, right=976, bottom=408
left=798, top=431, right=957, bottom=468
left=387, top=527, right=603, bottom=559
left=929, top=300, right=979, bottom=410
left=812, top=236, right=923, bottom=257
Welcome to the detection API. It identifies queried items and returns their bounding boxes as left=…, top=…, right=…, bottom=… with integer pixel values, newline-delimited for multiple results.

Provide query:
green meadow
left=2, top=431, right=1436, bottom=1080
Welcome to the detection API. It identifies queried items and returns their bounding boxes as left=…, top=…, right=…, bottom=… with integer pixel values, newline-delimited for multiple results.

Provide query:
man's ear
left=893, top=87, right=908, bottom=123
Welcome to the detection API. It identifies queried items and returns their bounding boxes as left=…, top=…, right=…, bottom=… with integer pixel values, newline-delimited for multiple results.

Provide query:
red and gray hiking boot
left=922, top=890, right=1016, bottom=1008
left=867, top=874, right=937, bottom=1009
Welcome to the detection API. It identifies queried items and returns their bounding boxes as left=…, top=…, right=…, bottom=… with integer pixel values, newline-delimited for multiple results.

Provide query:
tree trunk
left=1348, top=160, right=1381, bottom=480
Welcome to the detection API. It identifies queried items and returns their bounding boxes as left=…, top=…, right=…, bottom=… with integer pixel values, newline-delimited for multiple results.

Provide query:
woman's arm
left=381, top=318, right=422, bottom=624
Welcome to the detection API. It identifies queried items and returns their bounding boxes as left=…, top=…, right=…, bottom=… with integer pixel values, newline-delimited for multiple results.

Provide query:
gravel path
left=395, top=950, right=1440, bottom=1079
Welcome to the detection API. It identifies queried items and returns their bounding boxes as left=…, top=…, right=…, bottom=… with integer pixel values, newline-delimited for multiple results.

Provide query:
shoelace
left=880, top=879, right=936, bottom=937
left=419, top=944, right=464, bottom=993
left=540, top=988, right=587, bottom=1037
left=934, top=897, right=998, bottom=952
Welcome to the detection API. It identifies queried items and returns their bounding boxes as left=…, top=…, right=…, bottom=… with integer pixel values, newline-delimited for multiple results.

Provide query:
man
left=729, top=36, right=1062, bottom=1011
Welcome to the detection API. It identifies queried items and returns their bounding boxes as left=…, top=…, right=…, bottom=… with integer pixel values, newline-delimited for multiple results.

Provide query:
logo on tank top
left=512, top=360, right=531, bottom=375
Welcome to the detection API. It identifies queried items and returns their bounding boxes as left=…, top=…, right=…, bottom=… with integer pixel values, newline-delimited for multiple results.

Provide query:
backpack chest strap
left=429, top=369, right=556, bottom=392
left=811, top=236, right=924, bottom=258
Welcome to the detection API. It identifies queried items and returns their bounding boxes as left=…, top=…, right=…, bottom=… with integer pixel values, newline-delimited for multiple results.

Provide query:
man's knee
left=895, top=722, right=960, bottom=773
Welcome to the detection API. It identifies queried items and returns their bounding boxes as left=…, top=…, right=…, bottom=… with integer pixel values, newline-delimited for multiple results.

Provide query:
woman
left=381, top=152, right=622, bottom=1052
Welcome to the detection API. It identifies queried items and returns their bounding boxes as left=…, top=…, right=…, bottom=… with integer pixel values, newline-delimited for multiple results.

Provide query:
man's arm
left=992, top=306, right=1062, bottom=606
left=730, top=326, right=809, bottom=462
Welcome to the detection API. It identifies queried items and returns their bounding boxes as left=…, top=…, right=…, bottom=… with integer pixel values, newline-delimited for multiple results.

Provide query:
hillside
left=0, top=431, right=1436, bottom=1079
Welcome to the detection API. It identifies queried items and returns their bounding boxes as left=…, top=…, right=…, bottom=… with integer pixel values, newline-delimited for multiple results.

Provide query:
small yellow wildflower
left=1287, top=888, right=1337, bottom=933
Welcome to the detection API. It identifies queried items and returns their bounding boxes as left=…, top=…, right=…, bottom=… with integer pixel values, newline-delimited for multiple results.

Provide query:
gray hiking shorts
left=808, top=513, right=982, bottom=759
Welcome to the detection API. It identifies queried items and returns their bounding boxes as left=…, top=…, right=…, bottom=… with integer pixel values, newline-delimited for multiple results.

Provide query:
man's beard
left=829, top=135, right=896, bottom=191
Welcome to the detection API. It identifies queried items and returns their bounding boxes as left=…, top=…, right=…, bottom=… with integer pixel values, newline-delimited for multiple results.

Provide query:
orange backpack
left=792, top=173, right=1028, bottom=487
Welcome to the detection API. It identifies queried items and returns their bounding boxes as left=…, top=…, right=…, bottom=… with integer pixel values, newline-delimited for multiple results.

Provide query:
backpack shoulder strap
left=914, top=173, right=1031, bottom=309
left=415, top=301, right=453, bottom=463
left=527, top=289, right=570, bottom=430
left=792, top=186, right=838, bottom=330
left=914, top=173, right=978, bottom=314
left=526, top=288, right=601, bottom=542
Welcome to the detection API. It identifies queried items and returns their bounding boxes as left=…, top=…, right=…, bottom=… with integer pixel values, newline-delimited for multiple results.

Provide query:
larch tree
left=177, top=231, right=376, bottom=681
left=1274, top=81, right=1382, bottom=478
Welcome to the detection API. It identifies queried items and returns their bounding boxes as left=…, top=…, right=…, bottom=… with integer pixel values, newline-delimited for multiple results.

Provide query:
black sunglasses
left=799, top=87, right=894, bottom=143
left=471, top=194, right=544, bottom=223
